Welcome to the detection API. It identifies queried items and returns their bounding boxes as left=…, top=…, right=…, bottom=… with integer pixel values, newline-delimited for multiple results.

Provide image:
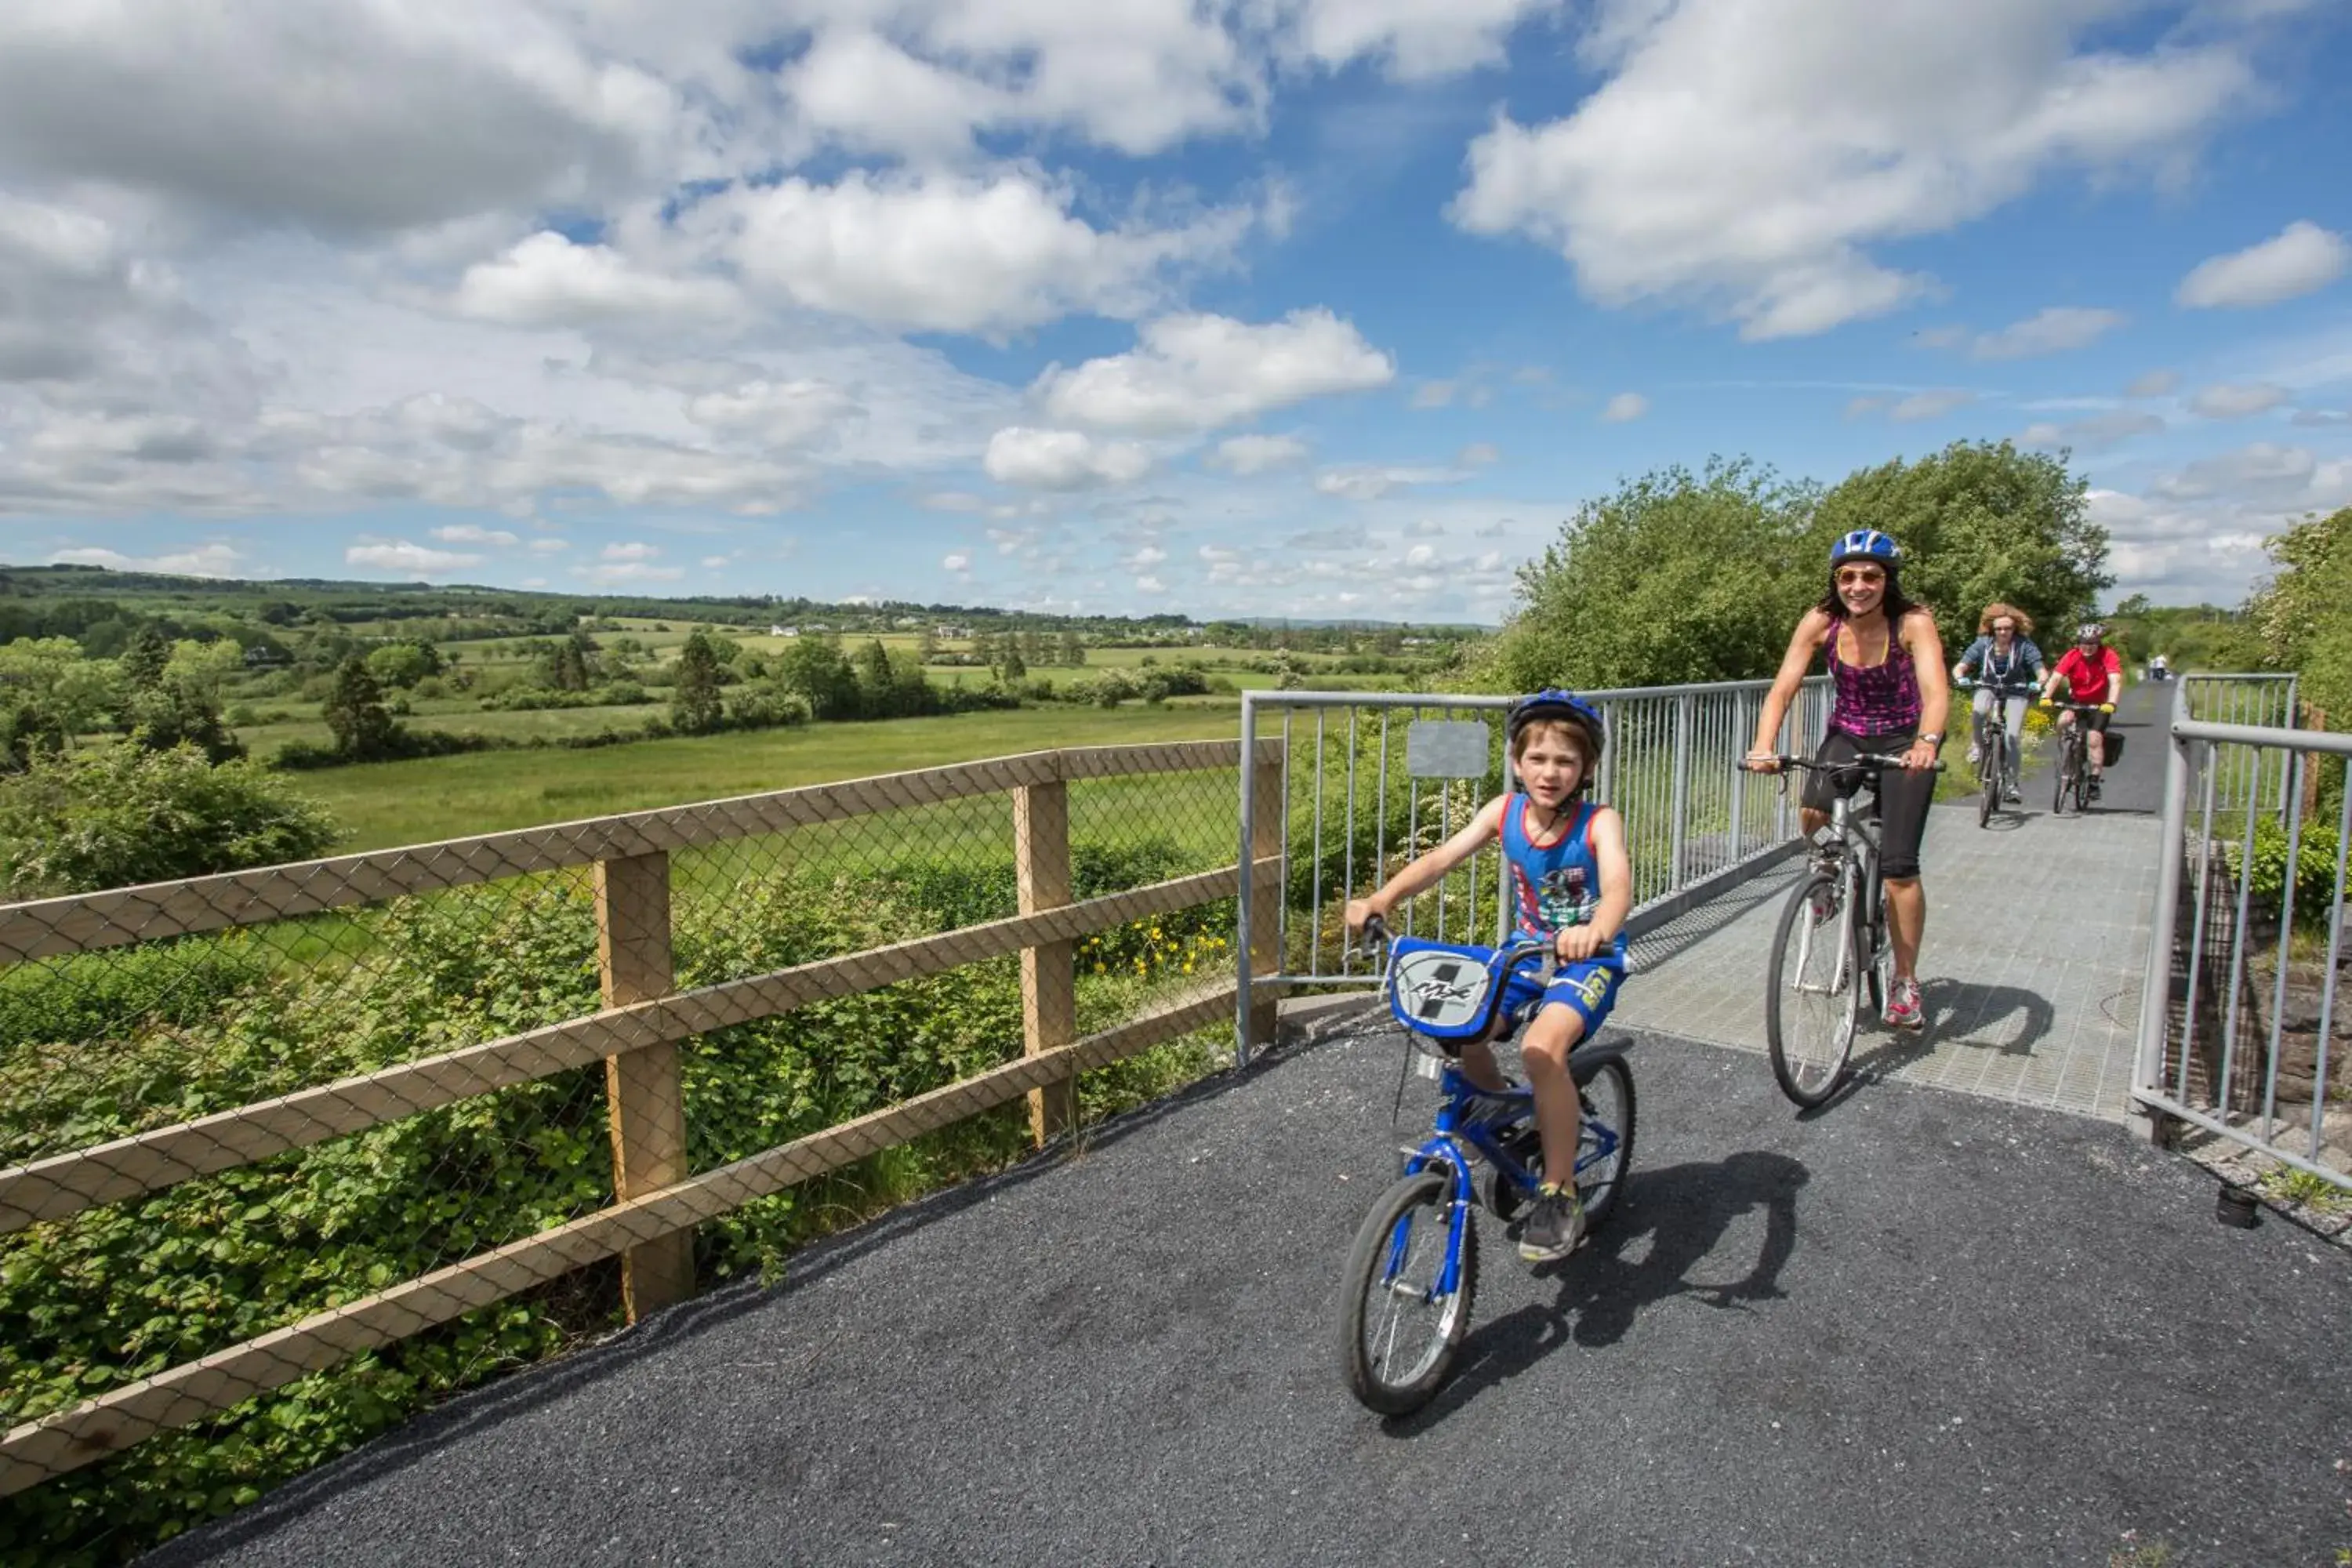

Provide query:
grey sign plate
left=1406, top=719, right=1492, bottom=779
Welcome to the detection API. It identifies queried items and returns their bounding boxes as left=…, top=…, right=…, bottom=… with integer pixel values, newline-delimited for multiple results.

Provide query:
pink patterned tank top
left=1824, top=614, right=1922, bottom=738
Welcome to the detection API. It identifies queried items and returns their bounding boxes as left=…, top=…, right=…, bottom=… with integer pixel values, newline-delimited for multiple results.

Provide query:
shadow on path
left=1383, top=1150, right=1809, bottom=1434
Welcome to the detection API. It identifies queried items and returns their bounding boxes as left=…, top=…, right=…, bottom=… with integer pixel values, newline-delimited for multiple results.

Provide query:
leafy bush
left=2234, top=818, right=2343, bottom=927
left=0, top=842, right=1227, bottom=1563
left=0, top=745, right=339, bottom=898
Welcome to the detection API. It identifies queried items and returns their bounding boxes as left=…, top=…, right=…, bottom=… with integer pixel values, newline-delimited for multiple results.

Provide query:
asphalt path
left=2002, top=679, right=2168, bottom=816
left=154, top=1012, right=2352, bottom=1567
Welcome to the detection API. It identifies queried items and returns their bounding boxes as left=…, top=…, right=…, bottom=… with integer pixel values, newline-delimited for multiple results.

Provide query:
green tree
left=322, top=655, right=400, bottom=760
left=122, top=638, right=245, bottom=763
left=1059, top=629, right=1086, bottom=666
left=2247, top=505, right=2352, bottom=723
left=0, top=638, right=121, bottom=771
left=365, top=641, right=441, bottom=690
left=1489, top=457, right=1820, bottom=691
left=1000, top=646, right=1027, bottom=684
left=775, top=633, right=859, bottom=720
left=120, top=623, right=171, bottom=691
left=671, top=630, right=726, bottom=734
left=0, top=742, right=339, bottom=897
left=1812, top=439, right=2109, bottom=637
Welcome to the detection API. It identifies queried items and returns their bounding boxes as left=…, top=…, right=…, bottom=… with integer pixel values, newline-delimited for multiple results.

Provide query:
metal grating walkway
left=1617, top=797, right=2160, bottom=1120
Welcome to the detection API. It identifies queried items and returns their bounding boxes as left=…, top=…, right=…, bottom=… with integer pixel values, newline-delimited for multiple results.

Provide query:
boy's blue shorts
left=1481, top=953, right=1624, bottom=1036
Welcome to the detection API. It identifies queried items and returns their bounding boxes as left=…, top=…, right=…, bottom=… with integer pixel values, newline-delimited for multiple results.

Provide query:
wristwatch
left=1919, top=731, right=1944, bottom=749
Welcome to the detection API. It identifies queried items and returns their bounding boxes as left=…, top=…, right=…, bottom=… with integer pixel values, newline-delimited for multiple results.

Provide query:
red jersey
left=2055, top=645, right=2120, bottom=704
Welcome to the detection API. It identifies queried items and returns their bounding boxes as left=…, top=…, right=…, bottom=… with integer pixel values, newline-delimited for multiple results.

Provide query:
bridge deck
left=1620, top=683, right=2167, bottom=1120
left=153, top=687, right=2352, bottom=1568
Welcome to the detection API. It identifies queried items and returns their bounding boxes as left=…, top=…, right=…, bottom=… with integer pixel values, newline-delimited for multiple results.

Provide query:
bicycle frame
left=1783, top=792, right=1882, bottom=1001
left=1396, top=1060, right=1627, bottom=1298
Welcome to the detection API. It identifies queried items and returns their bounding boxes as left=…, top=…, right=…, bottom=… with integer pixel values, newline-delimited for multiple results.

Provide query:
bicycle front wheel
left=1338, top=1172, right=1475, bottom=1416
left=2053, top=737, right=2073, bottom=815
left=1766, top=872, right=1859, bottom=1107
left=1573, top=1058, right=1637, bottom=1230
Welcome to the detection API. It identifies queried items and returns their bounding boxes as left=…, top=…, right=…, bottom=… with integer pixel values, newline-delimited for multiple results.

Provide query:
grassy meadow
left=296, top=701, right=1243, bottom=851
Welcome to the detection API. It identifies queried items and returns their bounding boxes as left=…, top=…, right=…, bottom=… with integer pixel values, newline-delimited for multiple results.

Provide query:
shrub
left=0, top=744, right=339, bottom=898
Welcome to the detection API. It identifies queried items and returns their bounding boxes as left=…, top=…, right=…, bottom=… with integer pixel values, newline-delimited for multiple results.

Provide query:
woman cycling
left=1744, top=529, right=1950, bottom=1032
left=1952, top=602, right=2045, bottom=800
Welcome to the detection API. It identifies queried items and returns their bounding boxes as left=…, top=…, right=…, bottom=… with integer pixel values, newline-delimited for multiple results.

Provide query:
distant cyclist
left=2040, top=622, right=2123, bottom=800
left=1345, top=690, right=1632, bottom=1262
left=1744, top=529, right=1950, bottom=1033
left=1952, top=602, right=2045, bottom=800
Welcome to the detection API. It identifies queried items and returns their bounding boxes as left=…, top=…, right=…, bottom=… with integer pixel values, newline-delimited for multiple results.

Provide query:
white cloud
left=450, top=232, right=739, bottom=328
left=49, top=542, right=247, bottom=576
left=1451, top=0, right=2257, bottom=338
left=982, top=426, right=1151, bottom=490
left=2177, top=221, right=2351, bottom=309
left=1287, top=0, right=1563, bottom=79
left=1889, top=389, right=1974, bottom=422
left=1035, top=309, right=1394, bottom=434
left=575, top=558, right=684, bottom=584
left=683, top=379, right=854, bottom=448
left=1411, top=380, right=1458, bottom=409
left=1403, top=543, right=1439, bottom=568
left=0, top=1, right=683, bottom=234
left=1969, top=307, right=2125, bottom=360
left=601, top=540, right=661, bottom=561
left=2018, top=411, right=2165, bottom=452
left=430, top=524, right=521, bottom=546
left=2125, top=368, right=2179, bottom=397
left=2189, top=381, right=2289, bottom=418
left=942, top=551, right=971, bottom=572
left=1601, top=391, right=1648, bottom=422
left=1134, top=574, right=1167, bottom=593
left=703, top=171, right=1254, bottom=336
left=1457, top=442, right=1501, bottom=466
left=1207, top=434, right=1311, bottom=475
left=345, top=539, right=482, bottom=574
left=1314, top=463, right=1463, bottom=501
left=527, top=536, right=572, bottom=554
left=1126, top=543, right=1169, bottom=568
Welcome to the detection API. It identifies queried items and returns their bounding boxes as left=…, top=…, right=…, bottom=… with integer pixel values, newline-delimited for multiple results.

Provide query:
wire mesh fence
left=0, top=741, right=1256, bottom=1563
left=2139, top=706, right=2352, bottom=1197
left=1236, top=678, right=1832, bottom=1019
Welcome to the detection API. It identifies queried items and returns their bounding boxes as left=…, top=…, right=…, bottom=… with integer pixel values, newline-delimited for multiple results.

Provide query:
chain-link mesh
left=0, top=742, right=1245, bottom=1564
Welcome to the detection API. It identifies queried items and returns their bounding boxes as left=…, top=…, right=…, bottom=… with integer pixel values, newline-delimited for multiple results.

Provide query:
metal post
left=1668, top=692, right=1692, bottom=891
left=2134, top=718, right=2193, bottom=1142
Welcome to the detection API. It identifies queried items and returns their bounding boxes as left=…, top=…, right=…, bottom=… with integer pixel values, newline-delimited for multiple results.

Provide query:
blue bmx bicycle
left=1338, top=916, right=1638, bottom=1415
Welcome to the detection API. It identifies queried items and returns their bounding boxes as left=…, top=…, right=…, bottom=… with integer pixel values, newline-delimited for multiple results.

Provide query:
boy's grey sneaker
left=1517, top=1185, right=1586, bottom=1262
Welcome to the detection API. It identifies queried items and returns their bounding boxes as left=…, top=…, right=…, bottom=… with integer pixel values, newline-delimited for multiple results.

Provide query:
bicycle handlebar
left=1738, top=754, right=1946, bottom=775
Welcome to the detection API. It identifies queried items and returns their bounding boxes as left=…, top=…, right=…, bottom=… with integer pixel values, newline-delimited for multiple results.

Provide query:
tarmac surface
left=154, top=988, right=2352, bottom=1566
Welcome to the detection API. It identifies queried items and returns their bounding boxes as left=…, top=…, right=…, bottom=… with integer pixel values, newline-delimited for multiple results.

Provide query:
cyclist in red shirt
left=2041, top=622, right=2122, bottom=799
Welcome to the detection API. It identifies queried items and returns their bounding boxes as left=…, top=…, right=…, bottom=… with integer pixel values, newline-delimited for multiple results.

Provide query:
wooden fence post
left=595, top=851, right=693, bottom=1321
left=1247, top=739, right=1287, bottom=1047
left=1015, top=772, right=1077, bottom=1145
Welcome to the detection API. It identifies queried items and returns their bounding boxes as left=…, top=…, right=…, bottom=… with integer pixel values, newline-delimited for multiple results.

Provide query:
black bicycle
left=1742, top=753, right=1936, bottom=1107
left=2044, top=699, right=2108, bottom=816
left=1956, top=679, right=2029, bottom=829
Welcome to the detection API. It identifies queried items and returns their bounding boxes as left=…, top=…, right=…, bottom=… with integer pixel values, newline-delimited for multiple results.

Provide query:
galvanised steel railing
left=1233, top=677, right=1831, bottom=1061
left=2137, top=675, right=2348, bottom=1189
left=2176, top=672, right=2300, bottom=820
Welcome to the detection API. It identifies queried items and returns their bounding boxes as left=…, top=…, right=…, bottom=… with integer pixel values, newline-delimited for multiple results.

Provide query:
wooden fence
left=0, top=739, right=1278, bottom=1496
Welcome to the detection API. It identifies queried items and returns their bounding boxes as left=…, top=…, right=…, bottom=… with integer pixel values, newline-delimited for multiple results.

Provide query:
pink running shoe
left=1884, top=975, right=1925, bottom=1031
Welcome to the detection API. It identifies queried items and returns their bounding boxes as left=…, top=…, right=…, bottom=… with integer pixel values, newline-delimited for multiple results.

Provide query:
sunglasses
left=1835, top=567, right=1886, bottom=586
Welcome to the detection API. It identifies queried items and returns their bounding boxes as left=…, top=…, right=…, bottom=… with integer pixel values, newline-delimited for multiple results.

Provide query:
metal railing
left=1233, top=677, right=1831, bottom=1058
left=2178, top=671, right=2299, bottom=818
left=2136, top=676, right=2349, bottom=1189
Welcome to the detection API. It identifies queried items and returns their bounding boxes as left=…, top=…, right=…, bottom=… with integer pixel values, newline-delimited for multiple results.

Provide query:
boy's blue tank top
left=1502, top=796, right=1627, bottom=965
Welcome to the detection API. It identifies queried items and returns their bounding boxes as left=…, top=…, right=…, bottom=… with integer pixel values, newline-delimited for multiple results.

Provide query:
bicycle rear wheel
left=1573, top=1058, right=1636, bottom=1230
left=1338, top=1172, right=1475, bottom=1416
left=2052, top=735, right=2074, bottom=815
left=1977, top=734, right=1998, bottom=829
left=1765, top=872, right=1860, bottom=1107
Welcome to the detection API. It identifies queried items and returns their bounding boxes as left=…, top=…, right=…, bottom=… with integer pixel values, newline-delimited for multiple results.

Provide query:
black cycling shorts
left=1800, top=729, right=1933, bottom=881
left=2068, top=706, right=2111, bottom=735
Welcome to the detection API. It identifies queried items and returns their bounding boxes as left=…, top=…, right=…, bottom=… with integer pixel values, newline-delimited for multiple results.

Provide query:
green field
left=296, top=702, right=1242, bottom=851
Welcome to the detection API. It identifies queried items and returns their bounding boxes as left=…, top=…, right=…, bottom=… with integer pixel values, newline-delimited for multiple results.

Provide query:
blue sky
left=2, top=0, right=2348, bottom=623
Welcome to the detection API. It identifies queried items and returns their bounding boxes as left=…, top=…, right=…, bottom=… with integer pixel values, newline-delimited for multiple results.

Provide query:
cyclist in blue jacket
left=1951, top=601, right=2044, bottom=801
left=1345, top=690, right=1632, bottom=1262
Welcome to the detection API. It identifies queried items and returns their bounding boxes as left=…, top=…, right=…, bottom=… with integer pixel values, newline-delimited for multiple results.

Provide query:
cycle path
left=1614, top=684, right=2172, bottom=1119
left=151, top=1018, right=2352, bottom=1567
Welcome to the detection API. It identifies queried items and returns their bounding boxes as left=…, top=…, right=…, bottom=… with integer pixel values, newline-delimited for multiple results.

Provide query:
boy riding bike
left=1344, top=690, right=1632, bottom=1262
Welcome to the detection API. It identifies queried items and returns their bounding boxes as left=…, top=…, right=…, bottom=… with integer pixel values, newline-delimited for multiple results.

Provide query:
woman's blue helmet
left=1831, top=528, right=1902, bottom=568
left=1507, top=688, right=1606, bottom=770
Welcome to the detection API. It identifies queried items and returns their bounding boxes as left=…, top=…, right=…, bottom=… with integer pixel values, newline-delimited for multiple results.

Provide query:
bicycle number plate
left=1388, top=946, right=1496, bottom=1033
left=1406, top=720, right=1491, bottom=779
left=1414, top=1053, right=1440, bottom=1080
